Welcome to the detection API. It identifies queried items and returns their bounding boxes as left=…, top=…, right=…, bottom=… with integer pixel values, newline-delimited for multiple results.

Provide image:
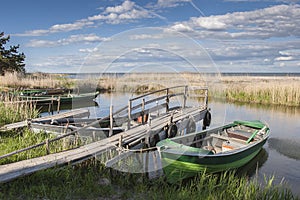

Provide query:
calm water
left=57, top=92, right=300, bottom=196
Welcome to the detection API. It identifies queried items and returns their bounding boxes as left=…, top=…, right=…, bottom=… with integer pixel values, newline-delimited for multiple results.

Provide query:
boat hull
left=159, top=138, right=267, bottom=183
left=157, top=120, right=270, bottom=183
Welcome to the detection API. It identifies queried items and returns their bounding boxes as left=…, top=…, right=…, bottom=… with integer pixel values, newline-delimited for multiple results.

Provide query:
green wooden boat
left=18, top=88, right=66, bottom=96
left=18, top=92, right=99, bottom=105
left=156, top=120, right=270, bottom=183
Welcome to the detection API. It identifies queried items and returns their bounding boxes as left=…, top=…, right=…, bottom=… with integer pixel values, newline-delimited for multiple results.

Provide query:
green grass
left=0, top=160, right=297, bottom=200
left=0, top=101, right=40, bottom=127
left=0, top=129, right=80, bottom=165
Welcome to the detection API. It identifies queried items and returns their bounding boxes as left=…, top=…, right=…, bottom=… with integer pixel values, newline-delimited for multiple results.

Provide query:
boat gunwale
left=157, top=134, right=269, bottom=158
left=157, top=122, right=270, bottom=158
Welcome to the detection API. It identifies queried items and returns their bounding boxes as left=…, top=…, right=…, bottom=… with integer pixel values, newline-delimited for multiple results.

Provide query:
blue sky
left=1, top=0, right=300, bottom=73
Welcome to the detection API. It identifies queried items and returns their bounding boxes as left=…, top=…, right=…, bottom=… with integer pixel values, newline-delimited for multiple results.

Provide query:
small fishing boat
left=18, top=92, right=99, bottom=105
left=156, top=120, right=270, bottom=183
left=18, top=88, right=66, bottom=96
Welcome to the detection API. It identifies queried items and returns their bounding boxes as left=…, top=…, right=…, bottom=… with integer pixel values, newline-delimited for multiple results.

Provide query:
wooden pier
left=0, top=108, right=90, bottom=131
left=0, top=86, right=210, bottom=183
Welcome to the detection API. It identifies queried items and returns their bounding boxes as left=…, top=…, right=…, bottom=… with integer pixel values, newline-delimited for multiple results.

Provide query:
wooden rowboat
left=156, top=120, right=270, bottom=183
left=18, top=92, right=99, bottom=105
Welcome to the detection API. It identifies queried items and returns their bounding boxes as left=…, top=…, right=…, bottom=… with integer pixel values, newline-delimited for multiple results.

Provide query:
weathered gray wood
left=0, top=109, right=90, bottom=131
left=0, top=85, right=209, bottom=183
left=0, top=105, right=206, bottom=183
left=109, top=105, right=113, bottom=137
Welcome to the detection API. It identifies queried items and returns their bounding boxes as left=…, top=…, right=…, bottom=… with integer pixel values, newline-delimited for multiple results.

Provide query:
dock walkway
left=0, top=86, right=209, bottom=183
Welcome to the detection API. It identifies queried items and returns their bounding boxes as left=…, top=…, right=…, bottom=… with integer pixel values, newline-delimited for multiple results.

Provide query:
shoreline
left=1, top=72, right=300, bottom=107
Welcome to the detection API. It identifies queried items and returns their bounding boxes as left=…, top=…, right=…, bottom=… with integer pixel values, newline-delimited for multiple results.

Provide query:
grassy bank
left=0, top=159, right=297, bottom=200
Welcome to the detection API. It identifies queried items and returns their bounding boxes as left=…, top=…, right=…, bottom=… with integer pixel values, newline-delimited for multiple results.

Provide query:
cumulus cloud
left=169, top=4, right=300, bottom=39
left=17, top=0, right=154, bottom=36
left=88, top=0, right=153, bottom=24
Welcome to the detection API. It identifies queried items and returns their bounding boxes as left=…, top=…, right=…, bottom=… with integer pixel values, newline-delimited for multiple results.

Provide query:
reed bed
left=218, top=76, right=300, bottom=106
left=98, top=73, right=300, bottom=107
left=0, top=72, right=74, bottom=90
left=0, top=95, right=40, bottom=126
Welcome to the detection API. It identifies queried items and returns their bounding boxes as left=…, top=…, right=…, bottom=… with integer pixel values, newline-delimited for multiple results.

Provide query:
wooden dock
left=0, top=86, right=210, bottom=183
left=0, top=109, right=90, bottom=131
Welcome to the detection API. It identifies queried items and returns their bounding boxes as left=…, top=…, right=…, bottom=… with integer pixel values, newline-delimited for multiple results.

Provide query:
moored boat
left=18, top=91, right=99, bottom=105
left=156, top=120, right=270, bottom=183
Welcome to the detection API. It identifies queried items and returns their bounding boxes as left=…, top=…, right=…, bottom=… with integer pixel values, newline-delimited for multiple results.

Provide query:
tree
left=0, top=32, right=25, bottom=75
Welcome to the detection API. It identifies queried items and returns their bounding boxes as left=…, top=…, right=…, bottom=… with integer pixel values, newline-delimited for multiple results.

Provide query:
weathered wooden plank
left=0, top=109, right=90, bottom=131
left=0, top=105, right=207, bottom=183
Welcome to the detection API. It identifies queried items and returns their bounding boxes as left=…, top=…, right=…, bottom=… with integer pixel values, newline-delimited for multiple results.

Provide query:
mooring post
left=51, top=95, right=54, bottom=115
left=57, top=96, right=61, bottom=114
left=166, top=88, right=169, bottom=113
left=45, top=139, right=50, bottom=155
left=204, top=88, right=208, bottom=108
left=141, top=98, right=145, bottom=124
left=119, top=135, right=123, bottom=148
left=127, top=100, right=132, bottom=130
left=183, top=86, right=188, bottom=108
left=92, top=131, right=96, bottom=142
left=109, top=105, right=113, bottom=137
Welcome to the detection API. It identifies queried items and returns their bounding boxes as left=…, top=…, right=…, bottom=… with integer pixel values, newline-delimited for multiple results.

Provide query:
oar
left=246, top=126, right=267, bottom=144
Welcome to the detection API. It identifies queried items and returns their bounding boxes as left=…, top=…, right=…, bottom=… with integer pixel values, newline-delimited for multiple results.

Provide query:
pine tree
left=0, top=32, right=25, bottom=75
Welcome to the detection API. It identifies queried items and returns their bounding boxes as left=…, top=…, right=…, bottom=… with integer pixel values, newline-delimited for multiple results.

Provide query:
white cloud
left=168, top=23, right=193, bottom=32
left=156, top=0, right=191, bottom=8
left=191, top=16, right=227, bottom=30
left=79, top=47, right=99, bottom=53
left=88, top=0, right=152, bottom=24
left=15, top=20, right=94, bottom=36
left=129, top=33, right=164, bottom=40
left=17, top=0, right=154, bottom=36
left=169, top=4, right=300, bottom=39
left=27, top=34, right=108, bottom=47
left=105, top=0, right=134, bottom=13
left=275, top=56, right=294, bottom=61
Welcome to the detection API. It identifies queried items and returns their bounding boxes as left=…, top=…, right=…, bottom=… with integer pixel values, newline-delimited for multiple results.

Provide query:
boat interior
left=174, top=124, right=266, bottom=154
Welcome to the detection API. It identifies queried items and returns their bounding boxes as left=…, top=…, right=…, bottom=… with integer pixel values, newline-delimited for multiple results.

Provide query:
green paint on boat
left=157, top=120, right=270, bottom=183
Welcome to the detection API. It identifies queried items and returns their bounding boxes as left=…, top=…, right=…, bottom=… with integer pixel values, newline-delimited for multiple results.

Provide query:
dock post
left=127, top=100, right=132, bottom=130
left=142, top=98, right=145, bottom=124
left=92, top=131, right=96, bottom=142
left=119, top=135, right=123, bottom=148
left=51, top=95, right=54, bottom=115
left=45, top=139, right=50, bottom=155
left=204, top=88, right=208, bottom=108
left=57, top=96, right=61, bottom=114
left=109, top=105, right=113, bottom=137
left=183, top=86, right=188, bottom=108
left=166, top=88, right=169, bottom=113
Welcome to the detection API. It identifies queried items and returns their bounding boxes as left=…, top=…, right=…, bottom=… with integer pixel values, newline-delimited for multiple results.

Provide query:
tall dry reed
left=97, top=73, right=300, bottom=106
left=0, top=94, right=40, bottom=126
left=0, top=72, right=74, bottom=90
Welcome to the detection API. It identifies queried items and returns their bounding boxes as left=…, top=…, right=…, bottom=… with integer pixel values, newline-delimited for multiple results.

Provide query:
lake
left=54, top=92, right=300, bottom=196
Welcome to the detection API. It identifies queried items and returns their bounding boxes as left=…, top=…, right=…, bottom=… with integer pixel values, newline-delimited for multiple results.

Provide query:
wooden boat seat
left=225, top=129, right=255, bottom=142
left=210, top=133, right=247, bottom=145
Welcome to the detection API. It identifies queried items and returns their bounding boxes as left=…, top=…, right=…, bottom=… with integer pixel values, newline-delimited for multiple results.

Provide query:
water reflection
left=237, top=148, right=268, bottom=177
left=268, top=138, right=300, bottom=160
